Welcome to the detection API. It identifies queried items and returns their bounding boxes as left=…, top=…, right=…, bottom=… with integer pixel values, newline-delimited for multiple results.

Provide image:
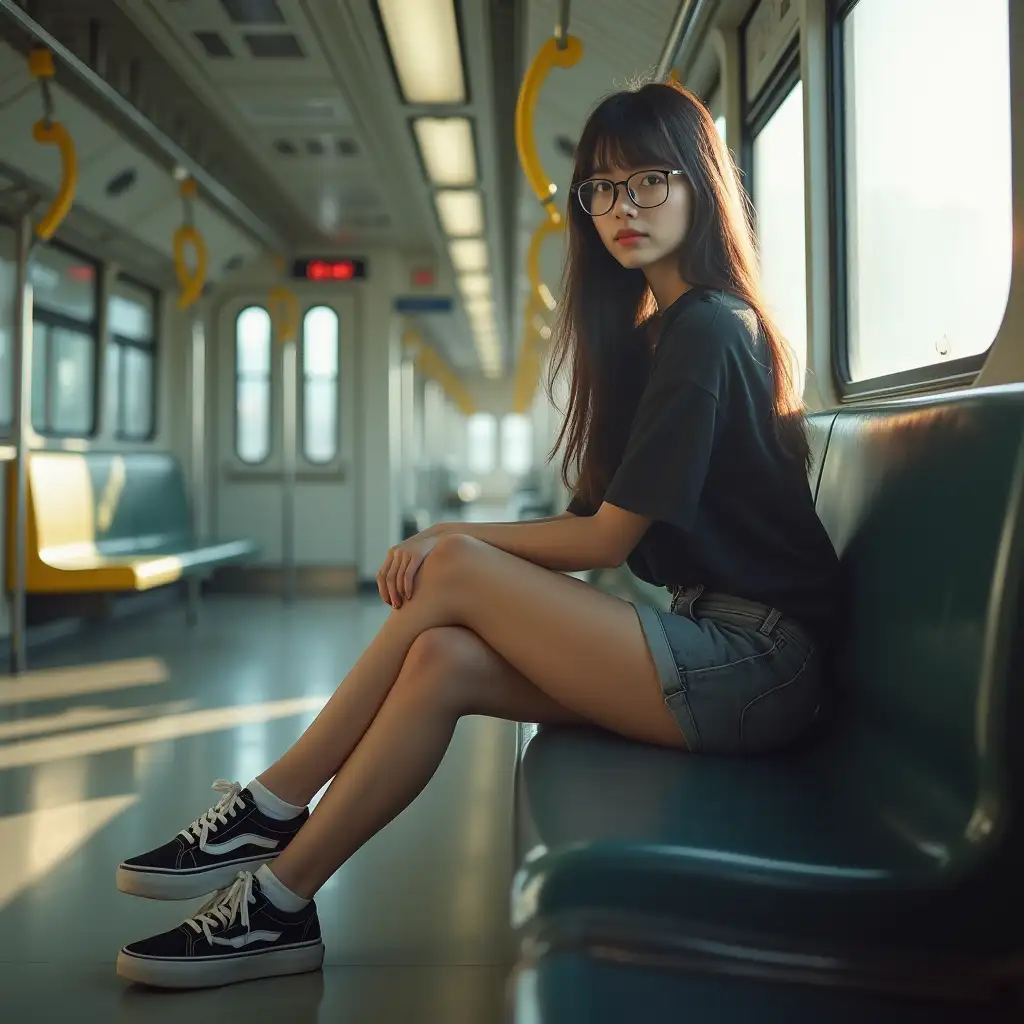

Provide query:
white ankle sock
left=246, top=778, right=305, bottom=821
left=255, top=864, right=309, bottom=913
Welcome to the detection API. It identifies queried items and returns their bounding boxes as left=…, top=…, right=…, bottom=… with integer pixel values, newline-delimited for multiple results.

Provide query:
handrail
left=514, top=35, right=582, bottom=225
left=173, top=178, right=207, bottom=311
left=655, top=0, right=712, bottom=81
left=28, top=48, right=77, bottom=242
left=0, top=0, right=285, bottom=252
left=404, top=330, right=476, bottom=416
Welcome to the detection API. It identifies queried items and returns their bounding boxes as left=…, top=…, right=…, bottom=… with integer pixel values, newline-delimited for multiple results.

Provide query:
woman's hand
left=376, top=533, right=441, bottom=608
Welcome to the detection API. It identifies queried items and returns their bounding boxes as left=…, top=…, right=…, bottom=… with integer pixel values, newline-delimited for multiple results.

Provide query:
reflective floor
left=0, top=596, right=517, bottom=1022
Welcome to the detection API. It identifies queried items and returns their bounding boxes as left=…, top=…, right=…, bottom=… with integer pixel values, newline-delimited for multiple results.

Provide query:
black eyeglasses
left=572, top=169, right=685, bottom=217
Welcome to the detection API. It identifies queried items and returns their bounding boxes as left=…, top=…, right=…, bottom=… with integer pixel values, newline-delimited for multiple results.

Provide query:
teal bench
left=510, top=384, right=1024, bottom=1003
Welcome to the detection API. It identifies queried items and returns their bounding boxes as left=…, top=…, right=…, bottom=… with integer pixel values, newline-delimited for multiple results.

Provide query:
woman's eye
left=592, top=181, right=612, bottom=193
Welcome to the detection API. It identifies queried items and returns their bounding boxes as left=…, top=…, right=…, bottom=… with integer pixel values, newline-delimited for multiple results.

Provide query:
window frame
left=298, top=303, right=341, bottom=466
left=109, top=273, right=159, bottom=442
left=826, top=0, right=994, bottom=400
left=30, top=240, right=101, bottom=438
left=234, top=304, right=274, bottom=466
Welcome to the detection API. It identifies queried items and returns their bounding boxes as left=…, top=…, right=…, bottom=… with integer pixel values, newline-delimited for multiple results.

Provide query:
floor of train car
left=0, top=596, right=515, bottom=1021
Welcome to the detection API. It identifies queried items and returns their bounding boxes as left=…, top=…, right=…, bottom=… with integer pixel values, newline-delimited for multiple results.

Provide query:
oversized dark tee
left=568, top=288, right=841, bottom=648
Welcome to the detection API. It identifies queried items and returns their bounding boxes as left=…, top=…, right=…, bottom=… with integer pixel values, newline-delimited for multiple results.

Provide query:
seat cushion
left=512, top=724, right=993, bottom=954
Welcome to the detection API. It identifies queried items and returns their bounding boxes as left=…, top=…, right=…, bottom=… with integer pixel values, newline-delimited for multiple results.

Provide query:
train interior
left=0, top=0, right=1022, bottom=1019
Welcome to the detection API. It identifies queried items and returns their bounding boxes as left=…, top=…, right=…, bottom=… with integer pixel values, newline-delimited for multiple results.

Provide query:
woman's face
left=585, top=165, right=693, bottom=271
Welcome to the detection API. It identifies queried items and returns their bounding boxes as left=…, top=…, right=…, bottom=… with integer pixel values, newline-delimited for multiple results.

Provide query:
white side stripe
left=201, top=834, right=279, bottom=856
left=210, top=930, right=282, bottom=948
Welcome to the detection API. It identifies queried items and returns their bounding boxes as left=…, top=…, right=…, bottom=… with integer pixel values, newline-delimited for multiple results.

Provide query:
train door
left=213, top=294, right=358, bottom=592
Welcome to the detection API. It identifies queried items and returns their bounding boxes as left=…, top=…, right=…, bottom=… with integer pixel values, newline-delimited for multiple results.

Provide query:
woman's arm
left=421, top=505, right=649, bottom=573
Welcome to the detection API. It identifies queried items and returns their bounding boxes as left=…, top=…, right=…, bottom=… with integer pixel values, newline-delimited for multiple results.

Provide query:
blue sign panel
left=394, top=297, right=454, bottom=314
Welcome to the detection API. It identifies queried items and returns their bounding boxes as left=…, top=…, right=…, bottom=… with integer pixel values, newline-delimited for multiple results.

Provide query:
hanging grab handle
left=268, top=285, right=299, bottom=345
left=28, top=48, right=77, bottom=242
left=173, top=179, right=208, bottom=310
left=514, top=35, right=582, bottom=225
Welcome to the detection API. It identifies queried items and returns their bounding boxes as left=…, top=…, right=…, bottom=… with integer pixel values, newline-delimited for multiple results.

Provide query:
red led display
left=292, top=257, right=367, bottom=282
left=412, top=267, right=435, bottom=287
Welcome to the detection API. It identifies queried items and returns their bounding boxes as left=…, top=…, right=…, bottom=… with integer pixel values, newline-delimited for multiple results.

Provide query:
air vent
left=195, top=31, right=232, bottom=58
left=105, top=168, right=137, bottom=197
left=245, top=33, right=303, bottom=58
left=220, top=0, right=284, bottom=23
left=336, top=138, right=358, bottom=156
left=274, top=138, right=297, bottom=156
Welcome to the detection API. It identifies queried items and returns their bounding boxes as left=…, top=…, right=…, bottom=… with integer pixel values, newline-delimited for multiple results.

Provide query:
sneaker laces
left=183, top=871, right=255, bottom=945
left=178, top=779, right=246, bottom=849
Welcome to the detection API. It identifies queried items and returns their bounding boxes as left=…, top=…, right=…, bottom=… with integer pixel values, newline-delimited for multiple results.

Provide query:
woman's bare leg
left=259, top=534, right=683, bottom=807
left=270, top=626, right=588, bottom=896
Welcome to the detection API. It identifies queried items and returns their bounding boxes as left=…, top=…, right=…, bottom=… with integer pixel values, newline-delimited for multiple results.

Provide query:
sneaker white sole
left=116, top=855, right=276, bottom=900
left=116, top=939, right=325, bottom=989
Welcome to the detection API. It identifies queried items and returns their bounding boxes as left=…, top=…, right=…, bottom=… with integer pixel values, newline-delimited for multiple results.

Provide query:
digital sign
left=292, top=258, right=367, bottom=282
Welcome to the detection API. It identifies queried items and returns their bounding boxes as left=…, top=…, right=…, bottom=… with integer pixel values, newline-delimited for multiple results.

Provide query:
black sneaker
left=116, top=779, right=308, bottom=900
left=117, top=870, right=324, bottom=989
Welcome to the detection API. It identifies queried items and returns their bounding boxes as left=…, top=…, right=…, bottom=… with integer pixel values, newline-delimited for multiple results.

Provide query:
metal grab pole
left=281, top=337, right=297, bottom=603
left=555, top=0, right=571, bottom=48
left=10, top=213, right=32, bottom=673
left=655, top=0, right=708, bottom=82
left=186, top=316, right=206, bottom=625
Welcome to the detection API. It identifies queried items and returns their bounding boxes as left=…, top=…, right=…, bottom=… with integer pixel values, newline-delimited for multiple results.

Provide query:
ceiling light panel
left=377, top=0, right=466, bottom=104
left=448, top=239, right=488, bottom=273
left=458, top=273, right=492, bottom=299
left=414, top=118, right=477, bottom=186
left=434, top=190, right=484, bottom=237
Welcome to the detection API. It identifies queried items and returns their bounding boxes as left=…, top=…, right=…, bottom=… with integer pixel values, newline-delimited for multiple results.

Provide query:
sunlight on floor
left=0, top=700, right=194, bottom=742
left=0, top=794, right=139, bottom=910
left=0, top=657, right=169, bottom=706
left=0, top=696, right=330, bottom=770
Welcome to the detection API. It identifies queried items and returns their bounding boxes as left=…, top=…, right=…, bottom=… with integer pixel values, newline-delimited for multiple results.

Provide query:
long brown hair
left=547, top=80, right=809, bottom=508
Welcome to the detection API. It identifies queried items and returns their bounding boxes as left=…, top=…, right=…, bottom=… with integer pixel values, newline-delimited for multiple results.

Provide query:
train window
left=838, top=0, right=1012, bottom=385
left=235, top=306, right=272, bottom=464
left=752, top=81, right=807, bottom=394
left=0, top=223, right=14, bottom=428
left=30, top=243, right=99, bottom=436
left=301, top=306, right=339, bottom=464
left=107, top=278, right=158, bottom=440
left=467, top=412, right=496, bottom=475
left=500, top=414, right=532, bottom=476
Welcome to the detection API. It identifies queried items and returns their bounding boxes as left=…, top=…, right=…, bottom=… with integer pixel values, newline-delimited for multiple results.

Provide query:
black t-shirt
left=568, top=287, right=841, bottom=648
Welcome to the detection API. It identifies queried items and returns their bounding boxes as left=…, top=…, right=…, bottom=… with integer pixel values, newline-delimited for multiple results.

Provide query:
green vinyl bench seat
left=6, top=450, right=257, bottom=593
left=511, top=385, right=1024, bottom=980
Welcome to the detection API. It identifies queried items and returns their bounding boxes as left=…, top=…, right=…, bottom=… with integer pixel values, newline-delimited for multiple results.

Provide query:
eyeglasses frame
left=570, top=168, right=686, bottom=217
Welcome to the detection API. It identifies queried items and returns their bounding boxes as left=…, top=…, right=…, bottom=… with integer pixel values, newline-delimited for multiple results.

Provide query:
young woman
left=114, top=81, right=841, bottom=989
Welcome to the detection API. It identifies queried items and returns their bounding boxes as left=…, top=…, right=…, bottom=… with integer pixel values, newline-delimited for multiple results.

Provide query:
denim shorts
left=632, top=584, right=822, bottom=755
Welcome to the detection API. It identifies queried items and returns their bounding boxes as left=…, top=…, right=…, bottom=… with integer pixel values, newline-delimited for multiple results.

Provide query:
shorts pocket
left=738, top=646, right=822, bottom=754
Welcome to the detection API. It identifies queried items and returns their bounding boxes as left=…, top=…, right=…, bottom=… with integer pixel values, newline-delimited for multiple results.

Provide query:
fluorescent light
left=434, top=190, right=484, bottom=237
left=449, top=239, right=488, bottom=273
left=538, top=283, right=556, bottom=311
left=377, top=0, right=466, bottom=103
left=465, top=297, right=494, bottom=317
left=414, top=118, right=477, bottom=185
left=458, top=273, right=492, bottom=298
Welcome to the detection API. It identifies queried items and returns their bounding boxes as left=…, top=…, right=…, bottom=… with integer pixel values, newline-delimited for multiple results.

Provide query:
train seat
left=511, top=385, right=1024, bottom=977
left=6, top=450, right=257, bottom=593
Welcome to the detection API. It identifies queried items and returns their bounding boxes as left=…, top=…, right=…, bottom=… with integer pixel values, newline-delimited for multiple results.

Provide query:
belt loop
left=758, top=607, right=782, bottom=636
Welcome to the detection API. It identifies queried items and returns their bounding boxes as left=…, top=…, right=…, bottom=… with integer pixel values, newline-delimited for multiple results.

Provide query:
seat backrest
left=24, top=451, right=195, bottom=557
left=805, top=411, right=837, bottom=501
left=814, top=385, right=1024, bottom=797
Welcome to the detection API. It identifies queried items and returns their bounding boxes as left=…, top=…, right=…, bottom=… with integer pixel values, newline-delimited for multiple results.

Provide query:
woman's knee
left=419, top=533, right=488, bottom=592
left=394, top=626, right=491, bottom=713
